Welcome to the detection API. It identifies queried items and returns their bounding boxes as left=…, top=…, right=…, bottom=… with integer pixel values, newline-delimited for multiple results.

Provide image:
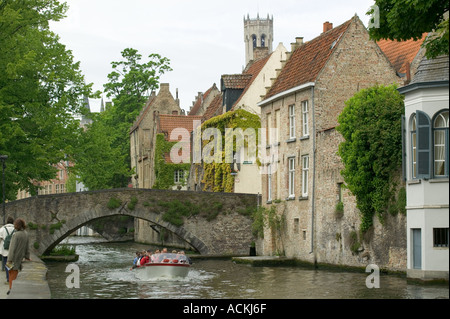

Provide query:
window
left=266, top=113, right=272, bottom=145
left=433, top=110, right=449, bottom=177
left=433, top=228, right=449, bottom=247
left=411, top=114, right=417, bottom=179
left=411, top=110, right=449, bottom=179
left=267, top=164, right=272, bottom=202
left=288, top=157, right=295, bottom=198
left=275, top=110, right=281, bottom=144
left=338, top=183, right=344, bottom=202
left=174, top=170, right=185, bottom=184
left=252, top=35, right=257, bottom=49
left=302, top=155, right=309, bottom=197
left=294, top=218, right=299, bottom=234
left=416, top=110, right=432, bottom=179
left=261, top=34, right=266, bottom=47
left=289, top=105, right=296, bottom=139
left=302, top=101, right=309, bottom=137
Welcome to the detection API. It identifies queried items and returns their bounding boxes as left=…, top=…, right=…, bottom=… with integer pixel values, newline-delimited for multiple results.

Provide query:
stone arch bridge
left=4, top=189, right=259, bottom=256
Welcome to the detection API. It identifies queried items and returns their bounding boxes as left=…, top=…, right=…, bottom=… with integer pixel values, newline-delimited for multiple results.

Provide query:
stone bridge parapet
left=4, top=189, right=259, bottom=256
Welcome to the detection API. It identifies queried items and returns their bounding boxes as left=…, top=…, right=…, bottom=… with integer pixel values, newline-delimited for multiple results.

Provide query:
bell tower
left=244, top=13, right=273, bottom=66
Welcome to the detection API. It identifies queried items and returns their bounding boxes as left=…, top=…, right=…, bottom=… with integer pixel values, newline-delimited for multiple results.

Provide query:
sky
left=50, top=0, right=376, bottom=113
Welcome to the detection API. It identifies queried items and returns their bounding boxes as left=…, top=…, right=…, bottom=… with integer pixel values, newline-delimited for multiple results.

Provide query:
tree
left=74, top=115, right=130, bottom=190
left=0, top=0, right=92, bottom=200
left=74, top=48, right=172, bottom=190
left=368, top=0, right=449, bottom=58
left=336, top=85, right=405, bottom=232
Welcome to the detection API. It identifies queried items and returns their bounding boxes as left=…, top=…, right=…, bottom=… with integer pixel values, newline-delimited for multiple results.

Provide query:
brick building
left=16, top=161, right=72, bottom=199
left=257, top=15, right=406, bottom=269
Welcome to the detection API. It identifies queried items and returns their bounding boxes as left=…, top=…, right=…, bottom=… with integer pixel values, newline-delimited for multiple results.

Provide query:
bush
left=337, top=85, right=404, bottom=233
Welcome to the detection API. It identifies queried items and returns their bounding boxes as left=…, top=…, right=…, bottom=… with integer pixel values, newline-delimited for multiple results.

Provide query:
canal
left=45, top=237, right=449, bottom=299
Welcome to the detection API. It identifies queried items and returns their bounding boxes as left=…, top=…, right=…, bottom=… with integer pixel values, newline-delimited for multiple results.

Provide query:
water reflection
left=45, top=238, right=449, bottom=299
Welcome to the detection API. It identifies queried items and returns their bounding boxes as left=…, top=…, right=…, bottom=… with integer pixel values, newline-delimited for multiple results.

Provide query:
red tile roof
left=202, top=93, right=223, bottom=121
left=377, top=33, right=427, bottom=75
left=158, top=114, right=202, bottom=164
left=266, top=18, right=352, bottom=99
left=158, top=114, right=203, bottom=142
left=221, top=74, right=253, bottom=89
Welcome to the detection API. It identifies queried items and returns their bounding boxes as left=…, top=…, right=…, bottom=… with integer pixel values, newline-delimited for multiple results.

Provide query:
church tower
left=244, top=13, right=273, bottom=66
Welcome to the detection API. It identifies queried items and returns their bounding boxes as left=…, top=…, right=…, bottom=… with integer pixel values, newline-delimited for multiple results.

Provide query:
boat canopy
left=151, top=253, right=188, bottom=264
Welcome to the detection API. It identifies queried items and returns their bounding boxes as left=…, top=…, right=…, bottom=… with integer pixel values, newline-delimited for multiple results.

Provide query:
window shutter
left=416, top=110, right=432, bottom=179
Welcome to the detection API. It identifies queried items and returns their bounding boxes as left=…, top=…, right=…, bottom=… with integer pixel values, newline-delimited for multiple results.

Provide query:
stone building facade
left=257, top=15, right=406, bottom=270
left=130, top=83, right=182, bottom=189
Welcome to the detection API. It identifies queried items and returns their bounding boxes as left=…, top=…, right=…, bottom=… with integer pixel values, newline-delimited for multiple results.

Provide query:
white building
left=399, top=55, right=449, bottom=281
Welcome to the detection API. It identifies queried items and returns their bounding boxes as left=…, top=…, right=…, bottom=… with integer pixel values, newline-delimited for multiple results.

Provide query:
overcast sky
left=50, top=0, right=376, bottom=113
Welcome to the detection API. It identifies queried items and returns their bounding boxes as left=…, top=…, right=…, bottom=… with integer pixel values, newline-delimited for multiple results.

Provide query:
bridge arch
left=40, top=207, right=209, bottom=256
left=4, top=189, right=258, bottom=256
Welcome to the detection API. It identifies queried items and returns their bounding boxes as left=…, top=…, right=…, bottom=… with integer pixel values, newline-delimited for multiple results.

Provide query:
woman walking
left=6, top=218, right=30, bottom=295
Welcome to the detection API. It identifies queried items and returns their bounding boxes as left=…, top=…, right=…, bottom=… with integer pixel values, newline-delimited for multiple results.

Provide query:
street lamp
left=0, top=155, right=8, bottom=225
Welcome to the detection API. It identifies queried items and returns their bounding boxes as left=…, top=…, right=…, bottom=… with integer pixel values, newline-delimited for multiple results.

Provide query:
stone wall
left=258, top=16, right=407, bottom=271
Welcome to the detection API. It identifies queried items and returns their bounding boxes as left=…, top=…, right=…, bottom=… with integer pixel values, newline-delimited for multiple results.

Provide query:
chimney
left=290, top=37, right=304, bottom=51
left=323, top=21, right=333, bottom=33
left=405, top=63, right=412, bottom=84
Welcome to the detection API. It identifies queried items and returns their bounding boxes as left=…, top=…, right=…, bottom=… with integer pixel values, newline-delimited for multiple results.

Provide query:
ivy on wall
left=199, top=109, right=261, bottom=193
left=337, top=85, right=405, bottom=233
left=153, top=133, right=190, bottom=190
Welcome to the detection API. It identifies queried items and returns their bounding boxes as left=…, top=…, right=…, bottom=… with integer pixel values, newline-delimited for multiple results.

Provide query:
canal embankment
left=0, top=252, right=51, bottom=299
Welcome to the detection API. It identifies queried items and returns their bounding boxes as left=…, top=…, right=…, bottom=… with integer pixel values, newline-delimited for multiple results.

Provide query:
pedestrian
left=0, top=216, right=15, bottom=284
left=6, top=218, right=31, bottom=295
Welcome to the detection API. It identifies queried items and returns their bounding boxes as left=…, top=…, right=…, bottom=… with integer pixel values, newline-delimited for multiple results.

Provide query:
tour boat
left=134, top=253, right=191, bottom=280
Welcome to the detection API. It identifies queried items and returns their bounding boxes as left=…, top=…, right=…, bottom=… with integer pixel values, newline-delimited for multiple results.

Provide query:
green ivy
left=157, top=199, right=227, bottom=227
left=153, top=134, right=190, bottom=189
left=337, top=85, right=405, bottom=233
left=252, top=205, right=283, bottom=239
left=107, top=197, right=122, bottom=210
left=200, top=109, right=261, bottom=193
left=127, top=196, right=138, bottom=210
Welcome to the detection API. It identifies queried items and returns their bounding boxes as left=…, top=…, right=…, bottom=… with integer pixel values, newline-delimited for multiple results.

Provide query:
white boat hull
left=135, top=263, right=190, bottom=280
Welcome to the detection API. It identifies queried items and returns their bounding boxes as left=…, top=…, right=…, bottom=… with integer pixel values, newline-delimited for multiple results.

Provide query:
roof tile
left=377, top=33, right=427, bottom=75
left=266, top=18, right=352, bottom=99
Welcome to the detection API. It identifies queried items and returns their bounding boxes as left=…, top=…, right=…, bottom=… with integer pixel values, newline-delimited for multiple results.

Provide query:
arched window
left=433, top=110, right=449, bottom=177
left=411, top=114, right=417, bottom=179
left=261, top=34, right=266, bottom=47
left=252, top=35, right=257, bottom=49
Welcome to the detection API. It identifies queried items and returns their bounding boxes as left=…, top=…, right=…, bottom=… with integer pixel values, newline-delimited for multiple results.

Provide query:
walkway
left=0, top=253, right=51, bottom=299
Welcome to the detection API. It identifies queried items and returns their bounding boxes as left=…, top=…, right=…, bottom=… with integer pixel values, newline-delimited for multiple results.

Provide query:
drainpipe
left=310, top=86, right=316, bottom=261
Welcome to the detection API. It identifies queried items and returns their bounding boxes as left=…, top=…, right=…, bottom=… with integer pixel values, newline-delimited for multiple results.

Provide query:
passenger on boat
left=132, top=251, right=140, bottom=266
left=139, top=250, right=152, bottom=266
left=178, top=251, right=192, bottom=265
left=130, top=251, right=142, bottom=270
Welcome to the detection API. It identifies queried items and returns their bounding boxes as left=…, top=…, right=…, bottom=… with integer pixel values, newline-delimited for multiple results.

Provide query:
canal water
left=45, top=237, right=449, bottom=299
